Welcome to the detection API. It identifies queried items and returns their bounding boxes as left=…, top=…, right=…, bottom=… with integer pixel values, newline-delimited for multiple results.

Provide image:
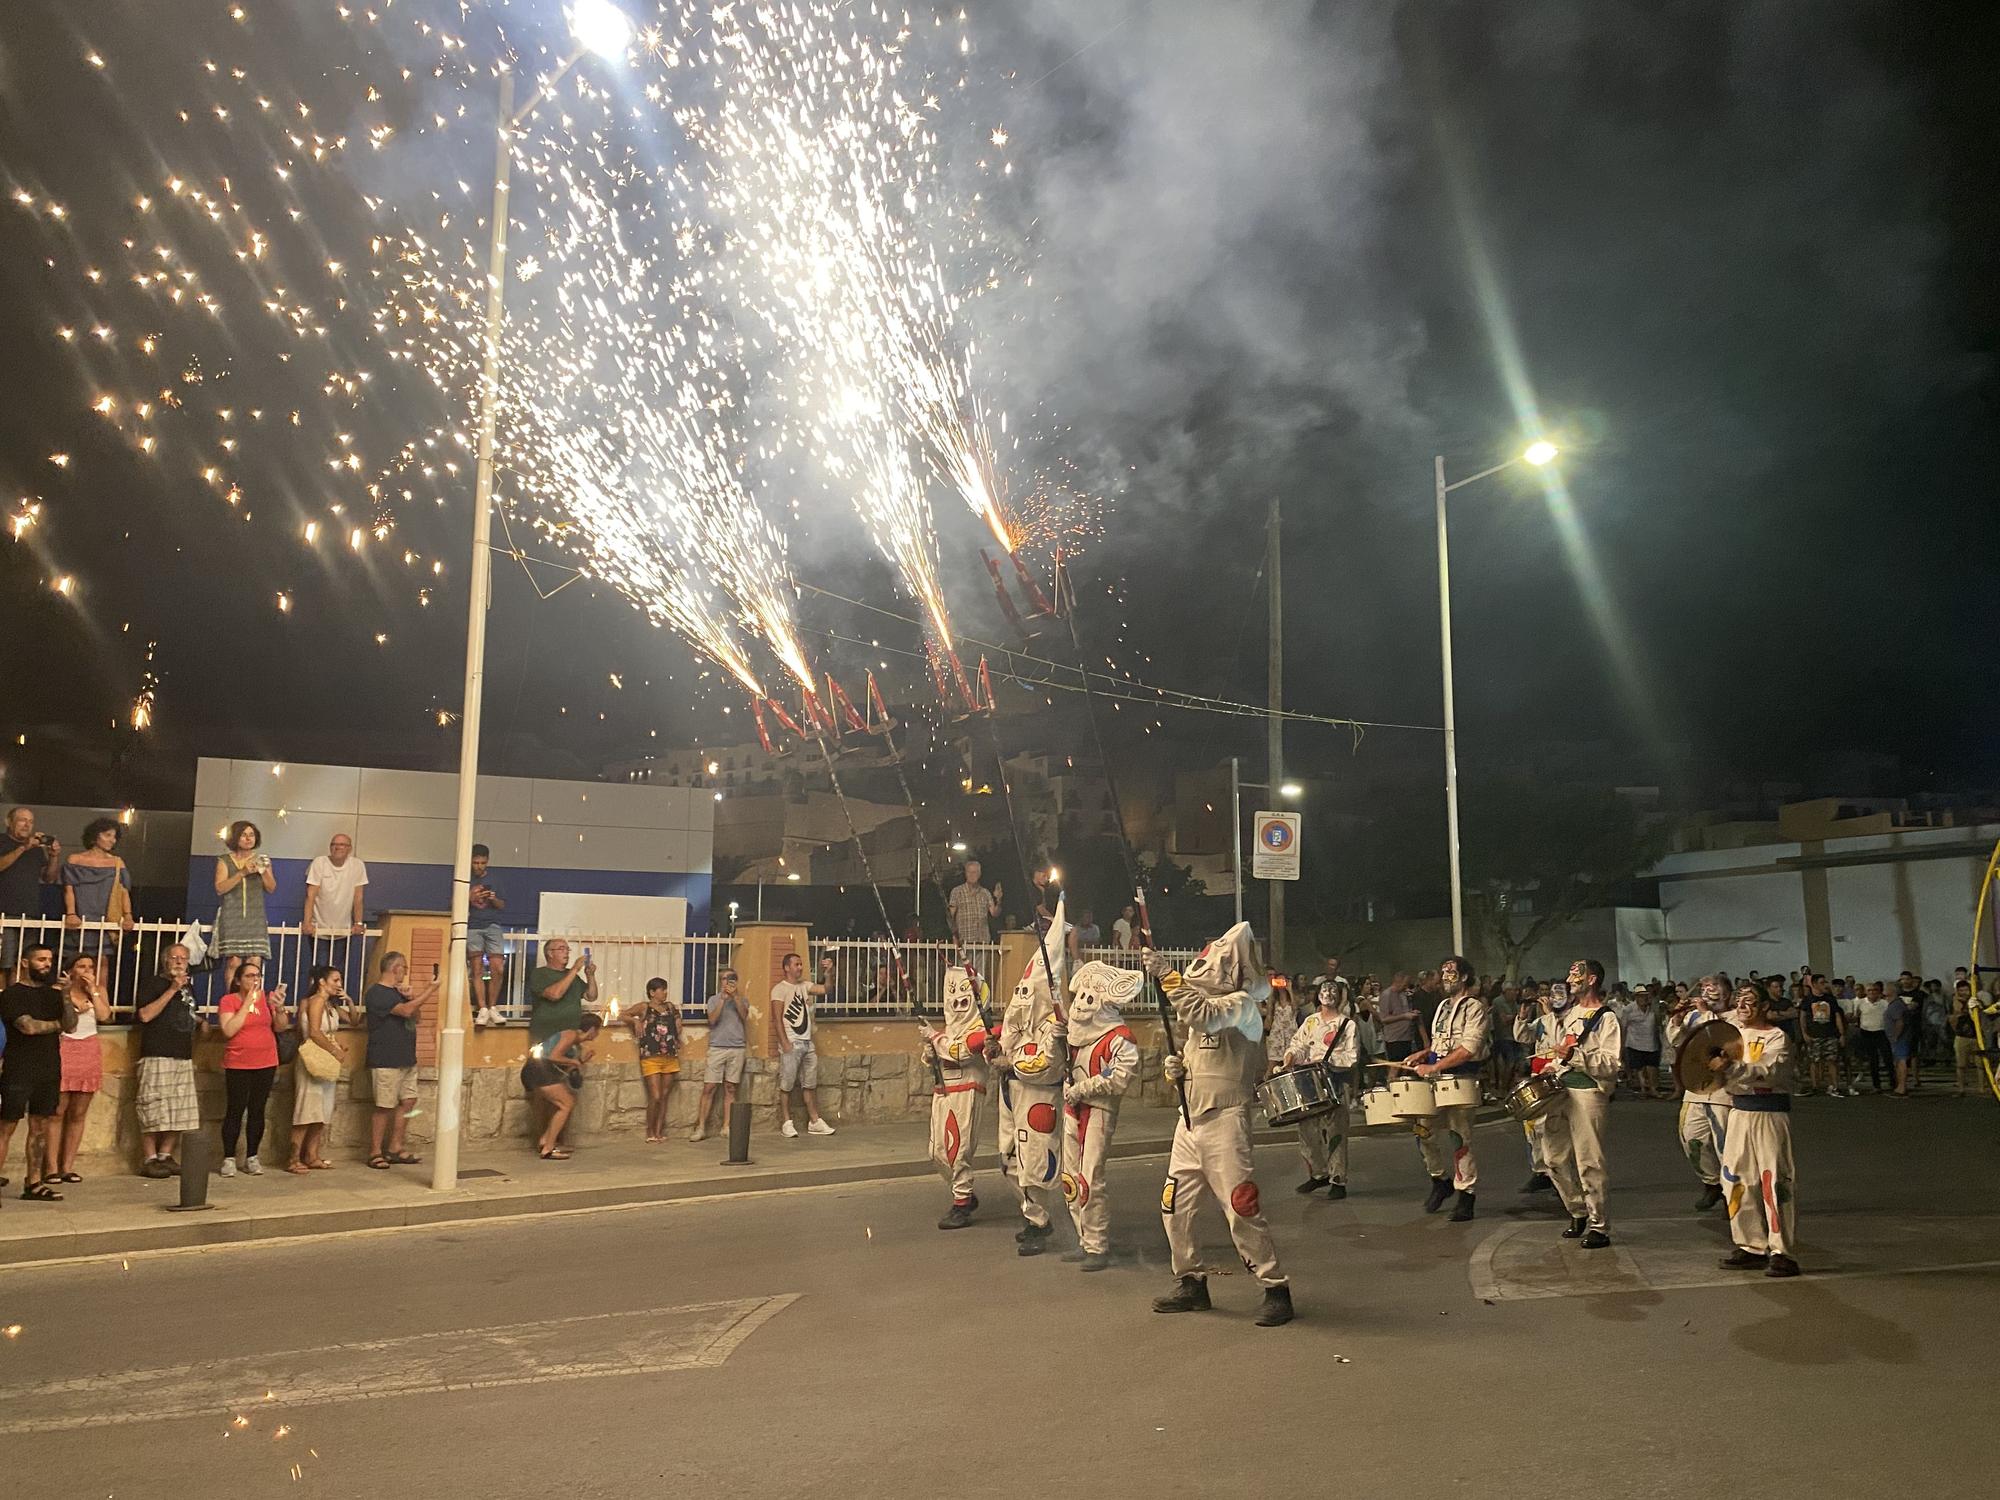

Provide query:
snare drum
left=1361, top=1084, right=1401, bottom=1127
left=1503, top=1070, right=1566, bottom=1123
left=1389, top=1076, right=1437, bottom=1118
left=1258, top=1063, right=1340, bottom=1126
left=1431, top=1074, right=1481, bottom=1110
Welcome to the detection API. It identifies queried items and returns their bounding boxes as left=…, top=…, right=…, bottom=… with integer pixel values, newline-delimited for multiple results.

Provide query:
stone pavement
left=0, top=1102, right=1294, bottom=1266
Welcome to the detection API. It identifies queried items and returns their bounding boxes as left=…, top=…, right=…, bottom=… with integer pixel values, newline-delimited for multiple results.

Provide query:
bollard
left=720, top=1099, right=754, bottom=1167
left=167, top=1130, right=217, bottom=1213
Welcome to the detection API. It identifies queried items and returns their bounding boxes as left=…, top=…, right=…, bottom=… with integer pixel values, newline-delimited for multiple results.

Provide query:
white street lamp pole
left=433, top=8, right=632, bottom=1192
left=1230, top=755, right=1243, bottom=927
left=1432, top=440, right=1558, bottom=963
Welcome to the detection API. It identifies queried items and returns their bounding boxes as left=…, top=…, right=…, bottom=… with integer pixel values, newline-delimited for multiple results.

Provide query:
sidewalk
left=0, top=1105, right=1219, bottom=1267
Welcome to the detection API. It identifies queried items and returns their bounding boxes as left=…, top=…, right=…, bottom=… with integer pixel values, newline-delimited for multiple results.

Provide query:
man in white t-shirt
left=302, top=834, right=369, bottom=981
left=773, top=952, right=834, bottom=1138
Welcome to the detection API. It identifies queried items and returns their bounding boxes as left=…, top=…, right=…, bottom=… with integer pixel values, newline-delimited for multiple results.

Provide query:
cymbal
left=1675, top=1017, right=1740, bottom=1094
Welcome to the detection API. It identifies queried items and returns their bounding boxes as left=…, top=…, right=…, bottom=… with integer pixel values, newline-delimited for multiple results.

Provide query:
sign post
left=1251, top=811, right=1301, bottom=882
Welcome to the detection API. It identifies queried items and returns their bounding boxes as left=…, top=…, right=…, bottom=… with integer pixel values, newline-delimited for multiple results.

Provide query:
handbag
left=276, top=1027, right=302, bottom=1067
left=298, top=1038, right=341, bottom=1081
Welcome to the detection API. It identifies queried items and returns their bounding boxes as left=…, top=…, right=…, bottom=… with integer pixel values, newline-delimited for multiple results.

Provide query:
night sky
left=1, top=1, right=1995, bottom=810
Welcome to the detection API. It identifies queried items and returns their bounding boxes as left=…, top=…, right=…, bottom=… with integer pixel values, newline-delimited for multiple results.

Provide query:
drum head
left=1674, top=1018, right=1740, bottom=1094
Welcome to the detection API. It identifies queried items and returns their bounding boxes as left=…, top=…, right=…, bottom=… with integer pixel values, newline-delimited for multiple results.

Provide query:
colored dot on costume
left=1229, top=1181, right=1262, bottom=1219
left=1158, top=1178, right=1176, bottom=1214
left=1026, top=1101, right=1058, bottom=1133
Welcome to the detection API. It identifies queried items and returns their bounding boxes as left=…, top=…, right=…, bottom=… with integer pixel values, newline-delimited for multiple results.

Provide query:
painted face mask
left=1067, top=960, right=1143, bottom=1046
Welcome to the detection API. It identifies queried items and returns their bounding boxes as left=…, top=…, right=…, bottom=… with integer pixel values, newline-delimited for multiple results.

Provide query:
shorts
left=0, top=1069, right=60, bottom=1121
left=640, top=1056, right=681, bottom=1078
left=1955, top=1036, right=1981, bottom=1065
left=465, top=926, right=508, bottom=957
left=136, top=1055, right=201, bottom=1132
left=520, top=1058, right=579, bottom=1093
left=704, top=1047, right=746, bottom=1085
left=60, top=1033, right=104, bottom=1093
left=1806, top=1036, right=1842, bottom=1065
left=370, top=1066, right=419, bottom=1109
left=777, top=1044, right=818, bottom=1091
left=1622, top=1047, right=1660, bottom=1071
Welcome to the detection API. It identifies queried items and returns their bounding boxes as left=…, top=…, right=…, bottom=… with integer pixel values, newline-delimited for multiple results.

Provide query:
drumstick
left=1366, top=1059, right=1422, bottom=1073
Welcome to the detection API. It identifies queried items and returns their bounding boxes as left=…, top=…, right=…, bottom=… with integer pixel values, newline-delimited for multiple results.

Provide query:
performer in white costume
left=1664, top=974, right=1734, bottom=1212
left=1058, top=959, right=1140, bottom=1270
left=917, top=964, right=991, bottom=1230
left=1280, top=978, right=1358, bottom=1199
left=1713, top=984, right=1801, bottom=1277
left=997, top=901, right=1070, bottom=1257
left=1513, top=980, right=1571, bottom=1194
left=1148, top=923, right=1293, bottom=1327
left=1544, top=958, right=1622, bottom=1249
left=1407, top=955, right=1492, bottom=1222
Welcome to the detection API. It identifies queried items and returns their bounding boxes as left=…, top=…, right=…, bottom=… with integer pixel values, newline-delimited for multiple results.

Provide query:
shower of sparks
left=7, top=1, right=1098, bottom=714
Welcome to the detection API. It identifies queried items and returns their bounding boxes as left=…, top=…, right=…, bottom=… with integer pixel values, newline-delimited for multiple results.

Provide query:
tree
left=1461, top=778, right=1671, bottom=981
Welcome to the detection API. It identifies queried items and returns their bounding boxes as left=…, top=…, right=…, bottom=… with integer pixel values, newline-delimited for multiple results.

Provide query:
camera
left=32, top=833, right=54, bottom=848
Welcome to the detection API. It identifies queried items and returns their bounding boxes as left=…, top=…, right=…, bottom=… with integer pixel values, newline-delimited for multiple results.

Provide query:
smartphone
left=583, top=947, right=593, bottom=965
left=431, top=963, right=441, bottom=982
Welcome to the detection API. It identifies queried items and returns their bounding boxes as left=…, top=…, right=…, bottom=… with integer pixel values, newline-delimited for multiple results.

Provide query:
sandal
left=21, top=1182, right=62, bottom=1201
left=308, top=1159, right=335, bottom=1170
left=387, top=1151, right=422, bottom=1165
left=538, top=1148, right=572, bottom=1160
left=367, top=1155, right=393, bottom=1170
left=286, top=1163, right=312, bottom=1175
left=58, top=1172, right=83, bottom=1184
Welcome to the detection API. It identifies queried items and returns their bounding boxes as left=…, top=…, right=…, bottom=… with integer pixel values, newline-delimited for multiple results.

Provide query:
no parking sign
left=1251, top=810, right=1301, bottom=880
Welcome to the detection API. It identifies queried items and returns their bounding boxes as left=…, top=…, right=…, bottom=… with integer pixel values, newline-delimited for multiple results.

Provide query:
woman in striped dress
left=213, top=819, right=276, bottom=995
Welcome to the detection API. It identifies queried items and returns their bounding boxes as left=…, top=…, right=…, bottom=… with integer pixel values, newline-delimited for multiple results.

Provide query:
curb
left=0, top=1126, right=1293, bottom=1267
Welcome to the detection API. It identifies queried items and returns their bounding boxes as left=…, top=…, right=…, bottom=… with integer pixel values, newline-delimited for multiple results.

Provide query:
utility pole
left=1266, top=496, right=1284, bottom=966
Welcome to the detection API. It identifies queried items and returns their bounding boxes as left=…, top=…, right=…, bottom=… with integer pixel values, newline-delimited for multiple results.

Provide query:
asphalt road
left=2, top=1090, right=1993, bottom=1500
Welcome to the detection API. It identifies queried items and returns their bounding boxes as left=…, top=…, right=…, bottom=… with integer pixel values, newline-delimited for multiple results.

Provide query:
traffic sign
left=1251, top=810, right=1301, bottom=881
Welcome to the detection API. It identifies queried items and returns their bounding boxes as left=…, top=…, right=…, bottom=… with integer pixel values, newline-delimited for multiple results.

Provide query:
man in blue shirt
left=466, top=844, right=508, bottom=1027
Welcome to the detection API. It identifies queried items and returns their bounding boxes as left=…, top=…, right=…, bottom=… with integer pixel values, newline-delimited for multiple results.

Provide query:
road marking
left=1469, top=1216, right=2000, bottom=1301
left=0, top=1294, right=800, bottom=1435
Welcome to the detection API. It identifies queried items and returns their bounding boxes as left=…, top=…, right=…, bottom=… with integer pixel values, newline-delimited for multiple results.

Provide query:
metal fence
left=809, top=938, right=1003, bottom=1017
left=0, top=916, right=381, bottom=1018
left=481, top=931, right=740, bottom=1025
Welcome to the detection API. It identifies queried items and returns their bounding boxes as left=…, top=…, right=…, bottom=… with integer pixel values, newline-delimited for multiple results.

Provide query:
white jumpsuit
left=1414, top=990, right=1492, bottom=1193
left=1664, top=1003, right=1732, bottom=1188
left=1544, top=1001, right=1622, bottom=1233
left=998, top=914, right=1069, bottom=1230
left=920, top=967, right=991, bottom=1204
left=1721, top=1024, right=1798, bottom=1257
left=1061, top=960, right=1141, bottom=1255
left=1280, top=1006, right=1358, bottom=1184
left=1157, top=925, right=1286, bottom=1289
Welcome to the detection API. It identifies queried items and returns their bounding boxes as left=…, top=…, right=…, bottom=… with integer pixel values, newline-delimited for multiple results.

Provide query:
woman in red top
left=217, top=958, right=289, bottom=1177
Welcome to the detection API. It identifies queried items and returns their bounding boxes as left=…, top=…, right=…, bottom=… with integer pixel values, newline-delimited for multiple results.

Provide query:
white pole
left=431, top=70, right=515, bottom=1192
left=1230, top=755, right=1243, bottom=928
left=1436, top=454, right=1465, bottom=955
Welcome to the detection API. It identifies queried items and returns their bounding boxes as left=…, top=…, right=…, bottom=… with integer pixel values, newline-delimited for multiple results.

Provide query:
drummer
left=1664, top=975, right=1734, bottom=1212
left=1405, top=955, right=1491, bottom=1222
left=1280, top=978, right=1359, bottom=1200
left=1712, top=983, right=1800, bottom=1277
left=1544, top=959, right=1623, bottom=1249
left=1514, top=980, right=1571, bottom=1195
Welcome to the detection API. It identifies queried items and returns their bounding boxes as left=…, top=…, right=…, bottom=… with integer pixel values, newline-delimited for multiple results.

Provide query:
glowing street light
left=1523, top=439, right=1559, bottom=467
left=568, top=0, right=636, bottom=61
left=1278, top=782, right=1303, bottom=799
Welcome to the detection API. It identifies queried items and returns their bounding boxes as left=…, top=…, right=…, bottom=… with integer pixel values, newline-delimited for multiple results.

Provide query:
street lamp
left=432, top=3, right=634, bottom=1194
left=1433, top=440, right=1558, bottom=955
left=1228, top=757, right=1302, bottom=928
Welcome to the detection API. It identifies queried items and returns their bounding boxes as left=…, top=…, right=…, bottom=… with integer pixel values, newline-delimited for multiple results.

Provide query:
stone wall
left=63, top=1014, right=1183, bottom=1167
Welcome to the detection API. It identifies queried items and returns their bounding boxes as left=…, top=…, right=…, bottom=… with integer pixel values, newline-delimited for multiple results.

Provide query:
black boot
left=1581, top=1228, right=1612, bottom=1250
left=1519, top=1172, right=1554, bottom=1194
left=1449, top=1190, right=1476, bottom=1222
left=1014, top=1220, right=1054, bottom=1244
left=1152, top=1275, right=1212, bottom=1313
left=1059, top=1248, right=1089, bottom=1263
left=1764, top=1254, right=1801, bottom=1278
left=1423, top=1176, right=1454, bottom=1213
left=1718, top=1248, right=1768, bottom=1270
left=1695, top=1182, right=1724, bottom=1212
left=937, top=1202, right=973, bottom=1231
left=1295, top=1176, right=1330, bottom=1194
left=1017, top=1237, right=1046, bottom=1257
left=1255, top=1284, right=1295, bottom=1327
left=1326, top=1182, right=1347, bottom=1201
left=1561, top=1215, right=1588, bottom=1239
left=1079, top=1252, right=1111, bottom=1272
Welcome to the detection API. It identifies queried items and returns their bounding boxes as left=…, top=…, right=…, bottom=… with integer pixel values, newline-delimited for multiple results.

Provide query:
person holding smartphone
left=0, top=808, right=61, bottom=978
left=213, top=820, right=277, bottom=997
left=217, top=958, right=289, bottom=1177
